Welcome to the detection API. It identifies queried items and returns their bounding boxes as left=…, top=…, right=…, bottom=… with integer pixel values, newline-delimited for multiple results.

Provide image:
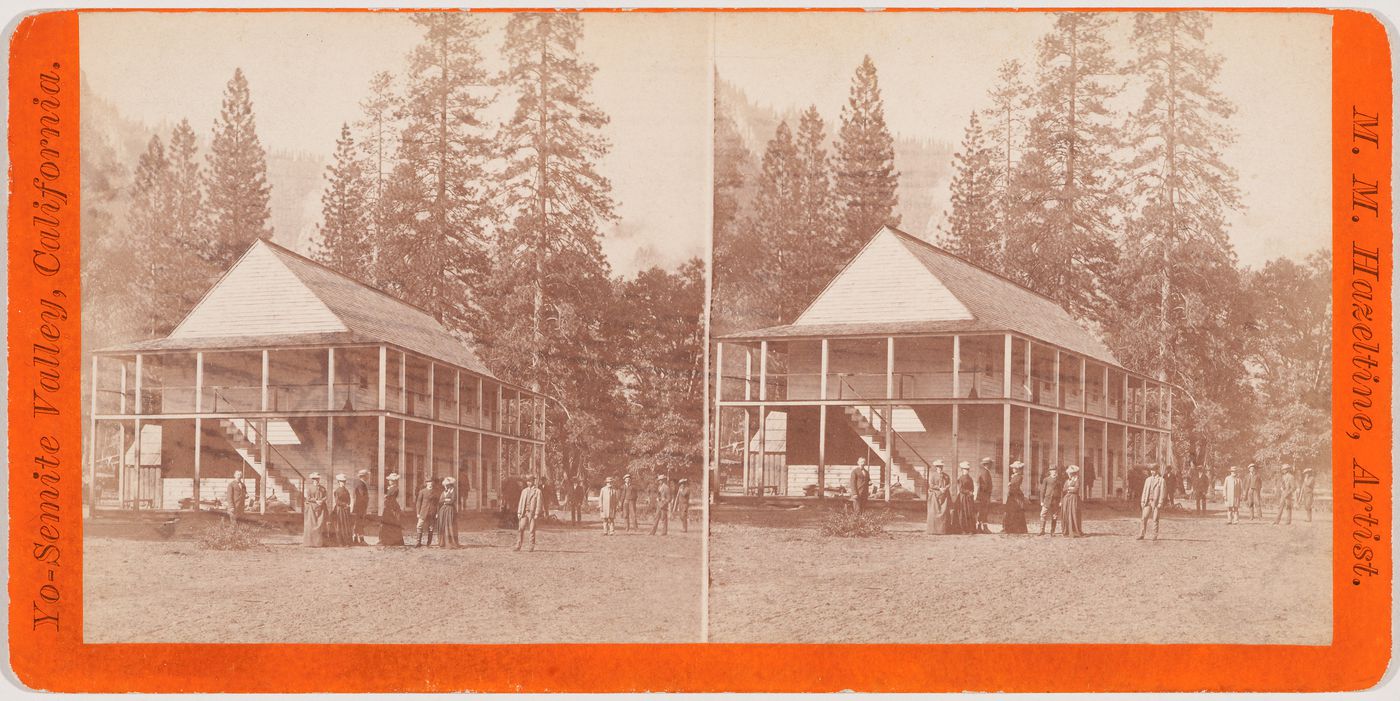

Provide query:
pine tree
left=751, top=121, right=804, bottom=323
left=127, top=135, right=174, bottom=336
left=710, top=98, right=766, bottom=335
left=205, top=67, right=273, bottom=268
left=315, top=123, right=372, bottom=275
left=1103, top=11, right=1247, bottom=466
left=167, top=119, right=210, bottom=260
left=833, top=55, right=900, bottom=259
left=355, top=71, right=398, bottom=247
left=1005, top=14, right=1122, bottom=323
left=981, top=59, right=1029, bottom=256
left=488, top=12, right=621, bottom=482
left=939, top=111, right=1002, bottom=268
left=792, top=105, right=839, bottom=299
left=378, top=13, right=494, bottom=333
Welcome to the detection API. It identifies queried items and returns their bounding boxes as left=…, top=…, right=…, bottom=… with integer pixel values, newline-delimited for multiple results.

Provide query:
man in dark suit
left=1245, top=463, right=1264, bottom=519
left=349, top=469, right=371, bottom=545
left=1274, top=465, right=1297, bottom=525
left=569, top=475, right=586, bottom=524
left=415, top=477, right=440, bottom=547
left=1039, top=465, right=1063, bottom=535
left=849, top=458, right=871, bottom=515
left=225, top=470, right=247, bottom=524
left=974, top=457, right=995, bottom=533
left=650, top=475, right=672, bottom=536
left=621, top=474, right=639, bottom=531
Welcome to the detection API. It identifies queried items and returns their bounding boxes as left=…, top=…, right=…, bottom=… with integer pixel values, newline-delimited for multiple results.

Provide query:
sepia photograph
left=78, top=10, right=709, bottom=644
left=707, top=11, right=1334, bottom=644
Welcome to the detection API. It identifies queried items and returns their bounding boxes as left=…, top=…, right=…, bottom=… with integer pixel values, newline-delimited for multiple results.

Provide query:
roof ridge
left=258, top=238, right=444, bottom=322
left=884, top=226, right=1066, bottom=307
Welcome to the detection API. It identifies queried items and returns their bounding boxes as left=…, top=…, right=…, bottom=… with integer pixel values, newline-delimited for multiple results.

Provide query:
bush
left=196, top=522, right=264, bottom=551
left=820, top=508, right=890, bottom=538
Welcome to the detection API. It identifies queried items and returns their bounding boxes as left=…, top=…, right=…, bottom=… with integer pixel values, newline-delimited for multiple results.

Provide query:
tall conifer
left=205, top=68, right=273, bottom=268
left=316, top=123, right=373, bottom=275
left=833, top=55, right=900, bottom=258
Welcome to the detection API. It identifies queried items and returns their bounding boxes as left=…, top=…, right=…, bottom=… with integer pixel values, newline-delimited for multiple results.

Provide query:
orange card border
left=6, top=6, right=1392, bottom=693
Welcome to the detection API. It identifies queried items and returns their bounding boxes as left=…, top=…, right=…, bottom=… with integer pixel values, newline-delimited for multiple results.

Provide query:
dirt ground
left=708, top=499, right=1332, bottom=644
left=84, top=511, right=702, bottom=643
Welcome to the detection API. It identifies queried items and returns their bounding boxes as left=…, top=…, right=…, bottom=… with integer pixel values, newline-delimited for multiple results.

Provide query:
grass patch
left=819, top=508, right=890, bottom=537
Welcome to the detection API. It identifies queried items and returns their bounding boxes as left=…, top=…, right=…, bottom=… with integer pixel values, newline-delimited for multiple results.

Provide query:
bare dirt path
left=85, top=515, right=702, bottom=643
left=708, top=501, right=1331, bottom=644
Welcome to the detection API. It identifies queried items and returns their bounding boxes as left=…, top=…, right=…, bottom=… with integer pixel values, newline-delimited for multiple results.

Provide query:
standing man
left=1192, top=465, right=1210, bottom=513
left=1083, top=462, right=1096, bottom=501
left=849, top=457, right=871, bottom=515
left=1223, top=465, right=1243, bottom=525
left=673, top=477, right=692, bottom=533
left=1137, top=463, right=1165, bottom=540
left=621, top=474, right=639, bottom=532
left=349, top=469, right=371, bottom=545
left=599, top=476, right=618, bottom=535
left=226, top=470, right=248, bottom=525
left=1298, top=467, right=1316, bottom=523
left=651, top=474, right=672, bottom=536
left=569, top=475, right=586, bottom=525
left=1274, top=465, right=1297, bottom=525
left=1245, top=463, right=1263, bottom=520
left=514, top=474, right=543, bottom=552
left=415, top=477, right=440, bottom=547
left=1039, top=465, right=1063, bottom=536
left=974, top=457, right=995, bottom=533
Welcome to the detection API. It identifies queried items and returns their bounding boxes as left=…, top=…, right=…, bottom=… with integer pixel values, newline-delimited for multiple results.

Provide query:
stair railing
left=837, top=377, right=935, bottom=494
left=212, top=389, right=308, bottom=511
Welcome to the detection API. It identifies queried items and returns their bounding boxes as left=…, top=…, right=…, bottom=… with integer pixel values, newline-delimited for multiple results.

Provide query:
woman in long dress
left=1060, top=465, right=1084, bottom=537
left=378, top=473, right=405, bottom=546
left=437, top=477, right=459, bottom=548
left=329, top=474, right=353, bottom=546
left=925, top=461, right=952, bottom=534
left=953, top=462, right=977, bottom=534
left=1002, top=462, right=1029, bottom=534
left=302, top=473, right=328, bottom=547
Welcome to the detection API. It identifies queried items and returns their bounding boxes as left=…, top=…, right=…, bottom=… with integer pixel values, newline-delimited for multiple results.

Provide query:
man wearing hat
left=379, top=473, right=405, bottom=546
left=673, top=477, right=693, bottom=533
left=1137, top=463, right=1165, bottom=540
left=349, top=469, right=371, bottom=545
left=1039, top=465, right=1063, bottom=535
left=1298, top=466, right=1316, bottom=523
left=1223, top=465, right=1243, bottom=525
left=1274, top=465, right=1297, bottom=525
left=569, top=474, right=587, bottom=525
left=849, top=457, right=871, bottom=515
left=514, top=474, right=543, bottom=551
left=974, top=457, right=995, bottom=533
left=415, top=476, right=441, bottom=547
left=302, top=473, right=328, bottom=547
left=226, top=470, right=248, bottom=525
left=1244, top=463, right=1263, bottom=520
left=651, top=474, right=673, bottom=536
left=621, top=474, right=639, bottom=532
left=599, top=476, right=619, bottom=535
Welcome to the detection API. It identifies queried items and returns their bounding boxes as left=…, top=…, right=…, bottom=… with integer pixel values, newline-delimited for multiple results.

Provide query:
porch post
left=952, top=335, right=961, bottom=398
left=428, top=362, right=435, bottom=420
left=1051, top=412, right=1060, bottom=470
left=886, top=336, right=895, bottom=399
left=1023, top=408, right=1032, bottom=496
left=400, top=352, right=407, bottom=417
left=261, top=350, right=269, bottom=412
left=885, top=337, right=894, bottom=502
left=1003, top=335, right=1013, bottom=397
left=475, top=432, right=484, bottom=509
left=327, top=416, right=335, bottom=487
left=1024, top=340, right=1032, bottom=402
left=455, top=369, right=462, bottom=425
left=1079, top=356, right=1087, bottom=413
left=427, top=425, right=435, bottom=480
left=477, top=377, right=485, bottom=426
left=1001, top=403, right=1011, bottom=503
left=194, top=352, right=204, bottom=508
left=1053, top=350, right=1061, bottom=410
left=327, top=348, right=335, bottom=410
left=259, top=418, right=268, bottom=514
left=377, top=416, right=386, bottom=515
left=89, top=356, right=99, bottom=512
left=378, top=346, right=387, bottom=411
left=133, top=354, right=143, bottom=509
left=1101, top=420, right=1109, bottom=499
left=741, top=409, right=752, bottom=495
left=1165, top=386, right=1174, bottom=467
left=951, top=404, right=960, bottom=475
left=1077, top=415, right=1085, bottom=473
left=118, top=422, right=127, bottom=507
left=1103, top=364, right=1110, bottom=419
left=758, top=341, right=767, bottom=494
left=453, top=429, right=461, bottom=507
left=817, top=339, right=829, bottom=499
left=399, top=419, right=408, bottom=508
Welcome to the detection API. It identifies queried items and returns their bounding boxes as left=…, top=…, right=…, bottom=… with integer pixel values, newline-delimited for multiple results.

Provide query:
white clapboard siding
left=794, top=228, right=973, bottom=326
left=171, top=241, right=348, bottom=339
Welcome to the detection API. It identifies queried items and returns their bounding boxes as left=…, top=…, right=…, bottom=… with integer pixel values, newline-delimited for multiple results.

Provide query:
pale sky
left=715, top=11, right=1333, bottom=268
left=80, top=11, right=713, bottom=277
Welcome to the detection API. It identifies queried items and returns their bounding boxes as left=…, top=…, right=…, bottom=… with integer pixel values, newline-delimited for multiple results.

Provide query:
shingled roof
left=721, top=226, right=1122, bottom=368
left=100, top=239, right=504, bottom=384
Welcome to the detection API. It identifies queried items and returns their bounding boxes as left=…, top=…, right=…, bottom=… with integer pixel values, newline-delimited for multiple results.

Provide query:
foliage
left=832, top=55, right=900, bottom=260
left=314, top=123, right=373, bottom=275
left=820, top=507, right=890, bottom=538
left=205, top=68, right=273, bottom=270
left=195, top=522, right=264, bottom=551
left=938, top=111, right=1002, bottom=267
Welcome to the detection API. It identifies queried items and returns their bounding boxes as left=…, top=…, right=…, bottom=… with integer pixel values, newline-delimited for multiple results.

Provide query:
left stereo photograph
left=79, top=10, right=709, bottom=644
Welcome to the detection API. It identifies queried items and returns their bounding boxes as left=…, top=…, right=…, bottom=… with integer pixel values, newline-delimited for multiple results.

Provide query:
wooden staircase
left=220, top=419, right=304, bottom=509
left=840, top=405, right=929, bottom=495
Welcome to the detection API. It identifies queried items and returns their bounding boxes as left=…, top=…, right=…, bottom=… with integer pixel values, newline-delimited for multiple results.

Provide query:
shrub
left=196, top=522, right=264, bottom=551
left=820, top=508, right=890, bottom=538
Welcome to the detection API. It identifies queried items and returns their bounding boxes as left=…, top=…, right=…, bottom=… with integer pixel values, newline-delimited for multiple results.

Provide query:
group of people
left=298, top=470, right=453, bottom=548
left=1220, top=463, right=1316, bottom=525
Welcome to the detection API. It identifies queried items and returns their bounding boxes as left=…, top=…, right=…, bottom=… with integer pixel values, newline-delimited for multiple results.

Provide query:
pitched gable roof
left=724, top=226, right=1121, bottom=368
left=104, top=239, right=498, bottom=381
